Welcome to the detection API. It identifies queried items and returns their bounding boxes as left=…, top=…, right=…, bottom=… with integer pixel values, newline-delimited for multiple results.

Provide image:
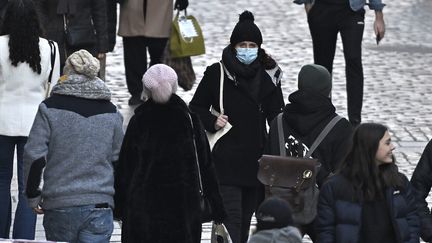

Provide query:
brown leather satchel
left=258, top=114, right=342, bottom=225
left=258, top=155, right=318, bottom=192
left=258, top=155, right=319, bottom=225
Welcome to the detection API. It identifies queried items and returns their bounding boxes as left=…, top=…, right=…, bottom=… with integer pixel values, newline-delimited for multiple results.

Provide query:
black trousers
left=308, top=3, right=365, bottom=124
left=123, top=36, right=168, bottom=97
left=219, top=185, right=259, bottom=243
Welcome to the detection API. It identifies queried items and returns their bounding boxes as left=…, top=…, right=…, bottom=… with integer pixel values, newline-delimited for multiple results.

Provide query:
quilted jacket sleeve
left=410, top=140, right=432, bottom=242
left=316, top=179, right=337, bottom=243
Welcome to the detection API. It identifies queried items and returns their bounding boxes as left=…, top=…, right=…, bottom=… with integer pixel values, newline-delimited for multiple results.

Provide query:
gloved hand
left=174, top=0, right=188, bottom=10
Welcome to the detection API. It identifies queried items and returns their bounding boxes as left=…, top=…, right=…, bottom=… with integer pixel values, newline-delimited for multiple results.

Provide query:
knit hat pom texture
left=63, top=49, right=100, bottom=78
left=230, top=10, right=263, bottom=46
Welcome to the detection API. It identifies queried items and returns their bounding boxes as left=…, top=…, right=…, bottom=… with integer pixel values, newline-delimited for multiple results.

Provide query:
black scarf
left=283, top=90, right=336, bottom=136
left=221, top=45, right=263, bottom=101
left=57, top=0, right=77, bottom=15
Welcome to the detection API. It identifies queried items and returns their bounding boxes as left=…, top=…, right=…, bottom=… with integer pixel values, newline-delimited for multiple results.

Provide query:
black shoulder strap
left=305, top=115, right=342, bottom=158
left=47, top=40, right=56, bottom=85
left=276, top=113, right=286, bottom=157
left=45, top=40, right=56, bottom=98
left=277, top=113, right=342, bottom=158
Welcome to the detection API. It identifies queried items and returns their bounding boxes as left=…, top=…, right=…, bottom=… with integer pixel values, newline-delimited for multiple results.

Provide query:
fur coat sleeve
left=113, top=115, right=139, bottom=220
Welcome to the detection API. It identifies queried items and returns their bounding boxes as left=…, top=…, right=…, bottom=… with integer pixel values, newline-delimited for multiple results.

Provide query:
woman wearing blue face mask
left=189, top=10, right=285, bottom=243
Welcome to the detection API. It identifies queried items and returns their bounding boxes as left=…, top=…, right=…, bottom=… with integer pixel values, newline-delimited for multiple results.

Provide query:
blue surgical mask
left=236, top=47, right=258, bottom=65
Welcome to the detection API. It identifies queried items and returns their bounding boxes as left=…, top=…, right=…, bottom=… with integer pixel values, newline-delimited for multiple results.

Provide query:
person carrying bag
left=263, top=64, right=353, bottom=241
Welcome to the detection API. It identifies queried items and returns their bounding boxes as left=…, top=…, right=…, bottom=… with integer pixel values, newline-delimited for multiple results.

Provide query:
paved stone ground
left=8, top=0, right=432, bottom=242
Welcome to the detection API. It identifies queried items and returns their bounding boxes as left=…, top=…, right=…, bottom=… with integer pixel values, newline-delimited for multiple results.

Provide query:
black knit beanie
left=230, top=10, right=263, bottom=46
left=256, top=197, right=294, bottom=231
left=298, top=64, right=332, bottom=97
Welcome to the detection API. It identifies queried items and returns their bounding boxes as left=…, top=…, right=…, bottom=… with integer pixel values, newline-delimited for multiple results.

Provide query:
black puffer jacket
left=266, top=90, right=352, bottom=187
left=318, top=174, right=420, bottom=243
left=189, top=46, right=284, bottom=186
left=35, top=0, right=108, bottom=65
left=411, top=139, right=432, bottom=242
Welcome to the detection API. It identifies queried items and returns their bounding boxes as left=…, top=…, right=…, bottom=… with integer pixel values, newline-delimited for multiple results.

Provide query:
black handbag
left=63, top=15, right=96, bottom=47
left=162, top=41, right=196, bottom=91
left=188, top=113, right=213, bottom=223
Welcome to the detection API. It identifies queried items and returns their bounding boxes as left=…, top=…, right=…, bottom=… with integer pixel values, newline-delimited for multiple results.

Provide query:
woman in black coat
left=317, top=123, right=419, bottom=243
left=189, top=11, right=284, bottom=243
left=35, top=0, right=108, bottom=69
left=114, top=64, right=225, bottom=243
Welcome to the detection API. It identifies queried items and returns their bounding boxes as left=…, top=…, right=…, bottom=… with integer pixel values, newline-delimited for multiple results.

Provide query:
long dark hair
left=339, top=123, right=404, bottom=201
left=2, top=0, right=43, bottom=74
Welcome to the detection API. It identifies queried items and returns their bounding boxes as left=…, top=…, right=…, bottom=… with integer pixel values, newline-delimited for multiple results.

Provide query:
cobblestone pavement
left=8, top=0, right=432, bottom=242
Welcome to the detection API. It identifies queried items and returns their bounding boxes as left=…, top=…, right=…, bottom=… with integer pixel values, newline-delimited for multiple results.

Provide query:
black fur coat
left=114, top=94, right=226, bottom=243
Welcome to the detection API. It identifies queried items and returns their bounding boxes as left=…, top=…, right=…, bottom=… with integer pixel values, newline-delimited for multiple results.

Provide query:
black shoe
left=128, top=96, right=143, bottom=106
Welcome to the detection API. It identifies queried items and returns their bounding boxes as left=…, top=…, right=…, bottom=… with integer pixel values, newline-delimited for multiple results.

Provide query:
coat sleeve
left=264, top=115, right=283, bottom=155
left=329, top=120, right=352, bottom=172
left=367, top=0, right=386, bottom=11
left=111, top=111, right=124, bottom=165
left=403, top=181, right=421, bottom=243
left=263, top=81, right=284, bottom=126
left=189, top=64, right=219, bottom=133
left=23, top=104, right=51, bottom=208
left=192, top=113, right=226, bottom=223
left=105, top=0, right=117, bottom=52
left=34, top=0, right=49, bottom=27
left=410, top=140, right=432, bottom=242
left=316, top=180, right=337, bottom=243
left=113, top=115, right=138, bottom=220
left=91, top=0, right=109, bottom=53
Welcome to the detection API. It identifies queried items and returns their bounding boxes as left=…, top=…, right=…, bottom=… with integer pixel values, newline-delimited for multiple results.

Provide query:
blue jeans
left=43, top=204, right=114, bottom=243
left=0, top=135, right=37, bottom=239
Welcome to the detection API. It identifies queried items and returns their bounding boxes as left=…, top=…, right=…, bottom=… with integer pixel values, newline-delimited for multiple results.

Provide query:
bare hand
left=33, top=206, right=44, bottom=214
left=97, top=53, right=106, bottom=59
left=214, top=114, right=228, bottom=131
left=374, top=12, right=385, bottom=42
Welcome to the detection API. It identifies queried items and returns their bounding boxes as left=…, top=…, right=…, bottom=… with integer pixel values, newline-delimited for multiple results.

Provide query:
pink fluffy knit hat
left=141, top=64, right=178, bottom=104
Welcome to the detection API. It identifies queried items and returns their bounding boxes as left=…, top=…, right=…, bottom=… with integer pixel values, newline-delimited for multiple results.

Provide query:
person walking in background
left=35, top=0, right=109, bottom=73
left=248, top=197, right=302, bottom=243
left=24, top=50, right=124, bottom=243
left=114, top=64, right=226, bottom=242
left=98, top=0, right=118, bottom=81
left=118, top=0, right=188, bottom=105
left=317, top=123, right=419, bottom=242
left=0, top=0, right=60, bottom=239
left=189, top=11, right=285, bottom=243
left=266, top=64, right=352, bottom=241
left=294, top=0, right=386, bottom=126
left=0, top=0, right=7, bottom=31
left=411, top=139, right=432, bottom=243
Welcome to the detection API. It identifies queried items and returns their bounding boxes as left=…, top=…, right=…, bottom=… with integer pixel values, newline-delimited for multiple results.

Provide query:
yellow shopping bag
left=169, top=10, right=205, bottom=58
